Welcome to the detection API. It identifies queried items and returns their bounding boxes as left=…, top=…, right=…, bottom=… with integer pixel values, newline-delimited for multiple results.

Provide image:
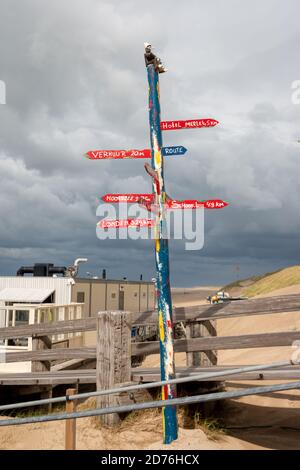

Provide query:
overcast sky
left=0, top=0, right=300, bottom=286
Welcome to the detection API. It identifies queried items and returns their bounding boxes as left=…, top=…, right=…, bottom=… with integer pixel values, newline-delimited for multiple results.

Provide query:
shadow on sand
left=219, top=383, right=300, bottom=449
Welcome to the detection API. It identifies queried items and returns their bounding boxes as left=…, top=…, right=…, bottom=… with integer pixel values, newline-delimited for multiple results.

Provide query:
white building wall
left=0, top=277, right=73, bottom=304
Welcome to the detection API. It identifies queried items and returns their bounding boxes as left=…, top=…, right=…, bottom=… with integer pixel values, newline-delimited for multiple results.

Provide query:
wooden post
left=65, top=388, right=76, bottom=450
left=31, top=335, right=52, bottom=372
left=185, top=320, right=218, bottom=420
left=40, top=386, right=53, bottom=414
left=96, top=311, right=131, bottom=425
left=186, top=320, right=217, bottom=367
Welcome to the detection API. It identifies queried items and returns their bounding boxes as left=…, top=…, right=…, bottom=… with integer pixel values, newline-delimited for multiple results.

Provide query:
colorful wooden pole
left=146, top=62, right=178, bottom=444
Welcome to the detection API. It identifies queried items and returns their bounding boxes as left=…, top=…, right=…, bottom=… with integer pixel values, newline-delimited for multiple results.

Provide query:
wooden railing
left=0, top=293, right=300, bottom=420
left=0, top=294, right=300, bottom=363
left=2, top=292, right=300, bottom=336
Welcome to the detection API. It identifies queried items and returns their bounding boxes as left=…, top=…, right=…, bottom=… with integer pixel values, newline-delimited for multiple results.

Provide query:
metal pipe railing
left=0, top=359, right=296, bottom=412
left=1, top=380, right=300, bottom=427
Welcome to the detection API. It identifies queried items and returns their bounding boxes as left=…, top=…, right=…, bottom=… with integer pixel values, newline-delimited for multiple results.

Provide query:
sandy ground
left=0, top=285, right=300, bottom=450
left=0, top=414, right=255, bottom=450
left=171, top=286, right=220, bottom=307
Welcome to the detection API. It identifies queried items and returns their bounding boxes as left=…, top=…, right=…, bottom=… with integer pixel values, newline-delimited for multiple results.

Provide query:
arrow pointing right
left=162, top=146, right=187, bottom=156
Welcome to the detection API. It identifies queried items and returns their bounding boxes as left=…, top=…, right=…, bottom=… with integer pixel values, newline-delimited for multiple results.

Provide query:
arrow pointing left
left=86, top=149, right=151, bottom=160
left=86, top=146, right=188, bottom=160
left=98, top=218, right=155, bottom=228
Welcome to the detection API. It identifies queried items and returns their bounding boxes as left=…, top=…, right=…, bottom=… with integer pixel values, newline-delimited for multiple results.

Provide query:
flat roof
left=74, top=278, right=155, bottom=286
left=0, top=287, right=55, bottom=303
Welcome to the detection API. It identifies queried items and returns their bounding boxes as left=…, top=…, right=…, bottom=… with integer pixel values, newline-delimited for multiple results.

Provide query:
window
left=8, top=310, right=29, bottom=347
left=134, top=292, right=138, bottom=297
left=111, top=293, right=116, bottom=299
left=15, top=310, right=29, bottom=325
left=143, top=293, right=146, bottom=297
left=77, top=292, right=85, bottom=303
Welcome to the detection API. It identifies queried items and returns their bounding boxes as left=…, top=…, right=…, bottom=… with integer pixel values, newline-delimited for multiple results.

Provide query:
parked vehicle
left=207, top=291, right=248, bottom=304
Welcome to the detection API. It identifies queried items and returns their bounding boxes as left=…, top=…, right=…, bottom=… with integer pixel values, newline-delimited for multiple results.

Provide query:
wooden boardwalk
left=1, top=365, right=300, bottom=386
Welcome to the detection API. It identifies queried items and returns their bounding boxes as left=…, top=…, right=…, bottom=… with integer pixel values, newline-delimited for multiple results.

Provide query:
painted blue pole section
left=146, top=63, right=178, bottom=444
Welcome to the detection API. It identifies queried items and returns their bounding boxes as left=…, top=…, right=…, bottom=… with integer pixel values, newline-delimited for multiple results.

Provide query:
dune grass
left=223, top=270, right=280, bottom=291
left=242, top=265, right=300, bottom=297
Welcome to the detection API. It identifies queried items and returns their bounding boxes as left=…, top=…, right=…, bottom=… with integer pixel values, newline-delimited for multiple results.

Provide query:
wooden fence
left=1, top=293, right=300, bottom=421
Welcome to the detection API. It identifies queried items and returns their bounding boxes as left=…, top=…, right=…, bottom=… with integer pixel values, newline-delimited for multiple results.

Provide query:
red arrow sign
left=101, top=194, right=154, bottom=203
left=161, top=118, right=219, bottom=131
left=86, top=149, right=151, bottom=160
left=165, top=199, right=228, bottom=209
left=98, top=218, right=155, bottom=229
left=204, top=199, right=228, bottom=209
left=100, top=195, right=228, bottom=209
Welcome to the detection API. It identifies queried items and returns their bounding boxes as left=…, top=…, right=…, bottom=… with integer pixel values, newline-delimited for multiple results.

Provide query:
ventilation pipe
left=16, top=264, right=67, bottom=277
left=17, top=259, right=88, bottom=278
left=17, top=266, right=34, bottom=276
left=65, top=258, right=88, bottom=278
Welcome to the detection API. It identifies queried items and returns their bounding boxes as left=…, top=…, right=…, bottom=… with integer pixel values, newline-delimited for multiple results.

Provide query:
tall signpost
left=86, top=43, right=222, bottom=444
left=146, top=61, right=178, bottom=444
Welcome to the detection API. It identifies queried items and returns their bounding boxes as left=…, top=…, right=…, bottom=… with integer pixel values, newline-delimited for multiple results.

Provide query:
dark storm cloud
left=0, top=0, right=300, bottom=285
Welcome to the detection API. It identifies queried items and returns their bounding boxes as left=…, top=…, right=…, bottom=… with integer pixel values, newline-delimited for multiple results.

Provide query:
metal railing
left=1, top=380, right=300, bottom=428
left=0, top=358, right=296, bottom=412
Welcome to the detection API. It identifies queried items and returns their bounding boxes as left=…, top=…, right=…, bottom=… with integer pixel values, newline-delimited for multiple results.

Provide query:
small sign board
left=101, top=194, right=154, bottom=203
left=162, top=146, right=187, bottom=156
left=204, top=199, right=228, bottom=209
left=98, top=218, right=155, bottom=229
left=86, top=149, right=151, bottom=160
left=161, top=119, right=219, bottom=131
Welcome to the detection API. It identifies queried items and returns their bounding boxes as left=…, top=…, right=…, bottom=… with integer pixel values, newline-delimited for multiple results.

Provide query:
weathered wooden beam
left=5, top=348, right=96, bottom=363
left=0, top=317, right=97, bottom=340
left=1, top=366, right=300, bottom=387
left=0, top=368, right=95, bottom=386
left=132, top=330, right=300, bottom=355
left=31, top=336, right=52, bottom=372
left=65, top=388, right=77, bottom=450
left=133, top=294, right=300, bottom=324
left=52, top=358, right=96, bottom=372
left=131, top=366, right=300, bottom=382
left=0, top=294, right=300, bottom=340
left=96, top=311, right=131, bottom=425
left=185, top=320, right=219, bottom=419
left=4, top=329, right=300, bottom=363
left=40, top=385, right=53, bottom=413
left=186, top=320, right=217, bottom=367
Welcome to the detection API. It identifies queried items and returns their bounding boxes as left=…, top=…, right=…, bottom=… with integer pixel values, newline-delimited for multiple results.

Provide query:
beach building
left=0, top=261, right=155, bottom=372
